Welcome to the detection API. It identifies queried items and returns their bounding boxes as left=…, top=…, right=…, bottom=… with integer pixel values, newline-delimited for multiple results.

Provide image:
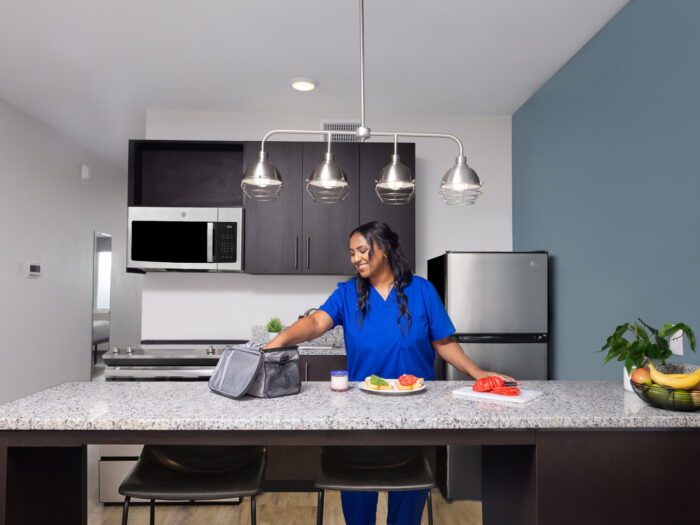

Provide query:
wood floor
left=89, top=490, right=482, bottom=524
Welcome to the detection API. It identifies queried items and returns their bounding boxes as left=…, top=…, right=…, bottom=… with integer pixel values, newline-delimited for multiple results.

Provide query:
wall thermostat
left=23, top=261, right=41, bottom=277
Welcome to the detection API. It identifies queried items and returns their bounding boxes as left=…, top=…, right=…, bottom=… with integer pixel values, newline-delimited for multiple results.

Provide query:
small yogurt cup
left=330, top=370, right=349, bottom=391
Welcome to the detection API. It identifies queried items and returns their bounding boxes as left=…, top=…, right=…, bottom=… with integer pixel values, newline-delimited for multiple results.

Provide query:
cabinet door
left=359, top=142, right=416, bottom=271
left=243, top=141, right=303, bottom=274
left=301, top=142, right=359, bottom=275
left=301, top=354, right=348, bottom=381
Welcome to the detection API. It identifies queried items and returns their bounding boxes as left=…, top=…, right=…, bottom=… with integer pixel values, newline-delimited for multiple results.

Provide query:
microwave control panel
left=215, top=223, right=238, bottom=262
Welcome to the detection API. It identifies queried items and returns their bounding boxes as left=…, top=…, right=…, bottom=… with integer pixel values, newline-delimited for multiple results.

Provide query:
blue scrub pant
left=341, top=489, right=428, bottom=525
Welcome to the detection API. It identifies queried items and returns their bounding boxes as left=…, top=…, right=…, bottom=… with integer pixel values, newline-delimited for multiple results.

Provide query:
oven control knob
left=111, top=346, right=120, bottom=354
left=206, top=345, right=216, bottom=355
left=126, top=346, right=134, bottom=355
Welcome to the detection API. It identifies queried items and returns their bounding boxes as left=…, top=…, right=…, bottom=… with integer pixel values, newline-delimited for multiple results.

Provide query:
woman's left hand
left=474, top=370, right=520, bottom=384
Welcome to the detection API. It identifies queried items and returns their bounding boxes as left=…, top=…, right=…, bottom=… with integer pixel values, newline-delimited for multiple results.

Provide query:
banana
left=648, top=362, right=700, bottom=390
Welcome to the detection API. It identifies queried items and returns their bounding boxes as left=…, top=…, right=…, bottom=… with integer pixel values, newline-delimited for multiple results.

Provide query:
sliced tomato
left=398, top=374, right=418, bottom=386
left=491, top=386, right=520, bottom=396
left=490, top=376, right=505, bottom=389
left=473, top=378, right=491, bottom=392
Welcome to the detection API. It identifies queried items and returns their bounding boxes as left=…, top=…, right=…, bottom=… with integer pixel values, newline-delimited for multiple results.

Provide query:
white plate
left=358, top=379, right=426, bottom=395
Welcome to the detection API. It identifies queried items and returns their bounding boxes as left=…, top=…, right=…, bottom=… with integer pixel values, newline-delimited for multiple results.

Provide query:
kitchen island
left=1, top=380, right=698, bottom=524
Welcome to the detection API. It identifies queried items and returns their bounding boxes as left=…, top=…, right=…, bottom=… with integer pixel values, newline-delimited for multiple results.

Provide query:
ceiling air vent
left=320, top=120, right=361, bottom=142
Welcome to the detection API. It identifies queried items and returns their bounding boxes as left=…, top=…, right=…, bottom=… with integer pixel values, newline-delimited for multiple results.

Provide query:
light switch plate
left=670, top=330, right=684, bottom=356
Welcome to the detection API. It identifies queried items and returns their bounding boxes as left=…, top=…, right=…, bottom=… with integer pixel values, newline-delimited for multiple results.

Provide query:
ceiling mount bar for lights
left=242, top=0, right=482, bottom=205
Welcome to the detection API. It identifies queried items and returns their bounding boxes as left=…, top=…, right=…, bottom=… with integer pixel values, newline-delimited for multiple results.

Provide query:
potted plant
left=266, top=316, right=283, bottom=341
left=600, top=319, right=696, bottom=390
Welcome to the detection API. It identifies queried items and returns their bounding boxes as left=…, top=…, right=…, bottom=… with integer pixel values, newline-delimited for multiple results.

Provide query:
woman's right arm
left=263, top=310, right=334, bottom=349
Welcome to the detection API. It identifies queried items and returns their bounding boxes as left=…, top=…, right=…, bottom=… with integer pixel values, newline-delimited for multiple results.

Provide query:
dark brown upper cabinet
left=243, top=141, right=359, bottom=275
left=128, top=140, right=245, bottom=207
left=358, top=142, right=416, bottom=271
left=243, top=141, right=304, bottom=274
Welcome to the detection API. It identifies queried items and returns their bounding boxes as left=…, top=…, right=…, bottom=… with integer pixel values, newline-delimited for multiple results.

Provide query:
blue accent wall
left=513, top=0, right=700, bottom=379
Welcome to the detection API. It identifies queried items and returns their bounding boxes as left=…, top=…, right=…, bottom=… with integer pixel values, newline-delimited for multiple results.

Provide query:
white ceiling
left=0, top=0, right=628, bottom=169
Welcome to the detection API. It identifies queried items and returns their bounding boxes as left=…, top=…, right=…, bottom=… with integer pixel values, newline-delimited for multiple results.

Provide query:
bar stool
left=315, top=446, right=435, bottom=525
left=119, top=445, right=266, bottom=525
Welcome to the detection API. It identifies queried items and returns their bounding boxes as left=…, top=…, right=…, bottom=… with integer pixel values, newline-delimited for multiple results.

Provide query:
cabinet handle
left=294, top=237, right=299, bottom=269
left=306, top=237, right=310, bottom=270
left=305, top=362, right=309, bottom=381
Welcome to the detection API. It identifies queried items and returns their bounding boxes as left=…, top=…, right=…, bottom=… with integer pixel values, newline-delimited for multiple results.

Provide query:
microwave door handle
left=207, top=223, right=214, bottom=263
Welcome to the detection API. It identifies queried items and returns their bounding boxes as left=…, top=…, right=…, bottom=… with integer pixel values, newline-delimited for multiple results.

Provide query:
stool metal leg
left=427, top=489, right=433, bottom=525
left=150, top=499, right=155, bottom=525
left=317, top=489, right=325, bottom=525
left=121, top=496, right=130, bottom=525
left=250, top=495, right=257, bottom=525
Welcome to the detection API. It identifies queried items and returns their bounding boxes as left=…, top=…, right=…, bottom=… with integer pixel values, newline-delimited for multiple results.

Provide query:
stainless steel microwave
left=127, top=207, right=243, bottom=271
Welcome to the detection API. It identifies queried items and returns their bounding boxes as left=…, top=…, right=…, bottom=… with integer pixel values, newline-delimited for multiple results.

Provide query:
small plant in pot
left=600, top=319, right=696, bottom=390
left=266, top=317, right=283, bottom=341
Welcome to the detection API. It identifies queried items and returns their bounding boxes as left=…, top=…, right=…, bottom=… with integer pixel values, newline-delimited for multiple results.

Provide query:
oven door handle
left=207, top=223, right=214, bottom=263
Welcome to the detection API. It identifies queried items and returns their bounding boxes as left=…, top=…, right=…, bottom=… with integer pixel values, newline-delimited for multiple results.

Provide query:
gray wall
left=0, top=97, right=142, bottom=403
left=513, top=0, right=700, bottom=379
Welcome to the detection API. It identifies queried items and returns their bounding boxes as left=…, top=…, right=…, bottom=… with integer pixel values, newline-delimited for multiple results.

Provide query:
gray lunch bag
left=209, top=342, right=301, bottom=399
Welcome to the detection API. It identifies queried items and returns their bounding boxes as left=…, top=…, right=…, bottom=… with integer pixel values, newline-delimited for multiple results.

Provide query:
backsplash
left=250, top=325, right=344, bottom=348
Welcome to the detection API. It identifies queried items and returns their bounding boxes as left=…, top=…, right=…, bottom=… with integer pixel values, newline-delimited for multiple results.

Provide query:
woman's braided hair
left=350, top=221, right=413, bottom=334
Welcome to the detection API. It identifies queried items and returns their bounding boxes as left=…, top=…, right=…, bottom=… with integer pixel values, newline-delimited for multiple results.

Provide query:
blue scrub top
left=319, top=276, right=455, bottom=381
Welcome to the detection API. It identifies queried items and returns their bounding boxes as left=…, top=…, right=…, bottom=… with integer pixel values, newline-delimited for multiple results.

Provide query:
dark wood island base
left=2, top=428, right=699, bottom=525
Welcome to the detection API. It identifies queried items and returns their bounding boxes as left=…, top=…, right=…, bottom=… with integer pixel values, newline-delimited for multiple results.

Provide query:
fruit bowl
left=630, top=380, right=700, bottom=412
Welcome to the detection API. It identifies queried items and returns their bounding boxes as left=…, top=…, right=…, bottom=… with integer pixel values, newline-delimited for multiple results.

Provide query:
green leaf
left=658, top=323, right=696, bottom=352
left=638, top=318, right=658, bottom=336
left=631, top=323, right=650, bottom=343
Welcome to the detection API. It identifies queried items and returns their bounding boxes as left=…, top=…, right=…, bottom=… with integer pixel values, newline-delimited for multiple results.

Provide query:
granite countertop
left=0, top=381, right=698, bottom=432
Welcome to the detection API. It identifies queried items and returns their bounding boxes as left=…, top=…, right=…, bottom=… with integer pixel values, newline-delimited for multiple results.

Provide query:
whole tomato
left=398, top=374, right=418, bottom=386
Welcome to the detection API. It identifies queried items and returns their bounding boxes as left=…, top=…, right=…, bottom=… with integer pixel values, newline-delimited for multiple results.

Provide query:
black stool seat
left=119, top=445, right=266, bottom=525
left=315, top=446, right=435, bottom=525
left=316, top=451, right=434, bottom=492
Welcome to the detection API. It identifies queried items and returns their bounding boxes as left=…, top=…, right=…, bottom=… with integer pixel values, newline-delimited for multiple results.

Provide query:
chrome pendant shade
left=306, top=151, right=350, bottom=204
left=375, top=153, right=415, bottom=205
left=439, top=156, right=482, bottom=205
left=241, top=151, right=284, bottom=201
left=242, top=0, right=483, bottom=206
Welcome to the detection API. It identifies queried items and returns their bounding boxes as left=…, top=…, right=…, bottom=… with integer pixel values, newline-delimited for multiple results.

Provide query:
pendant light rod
left=371, top=131, right=464, bottom=157
left=359, top=0, right=366, bottom=130
left=260, top=129, right=354, bottom=151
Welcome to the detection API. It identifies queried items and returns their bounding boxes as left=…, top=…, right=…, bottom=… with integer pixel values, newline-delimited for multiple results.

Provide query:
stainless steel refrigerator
left=427, top=251, right=549, bottom=501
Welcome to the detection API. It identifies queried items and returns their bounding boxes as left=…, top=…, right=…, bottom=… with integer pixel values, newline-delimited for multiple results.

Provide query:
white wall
left=143, top=110, right=511, bottom=337
left=0, top=98, right=142, bottom=403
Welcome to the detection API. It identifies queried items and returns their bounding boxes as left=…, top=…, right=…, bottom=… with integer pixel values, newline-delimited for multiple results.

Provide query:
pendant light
left=306, top=133, right=350, bottom=203
left=242, top=0, right=482, bottom=206
left=241, top=150, right=284, bottom=201
left=439, top=156, right=483, bottom=205
left=375, top=135, right=415, bottom=204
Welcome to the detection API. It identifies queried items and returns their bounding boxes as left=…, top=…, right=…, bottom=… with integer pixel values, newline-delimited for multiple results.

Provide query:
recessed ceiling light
left=290, top=78, right=317, bottom=92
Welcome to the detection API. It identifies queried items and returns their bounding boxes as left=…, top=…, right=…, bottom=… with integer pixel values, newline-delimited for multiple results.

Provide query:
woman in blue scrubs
left=267, top=221, right=515, bottom=525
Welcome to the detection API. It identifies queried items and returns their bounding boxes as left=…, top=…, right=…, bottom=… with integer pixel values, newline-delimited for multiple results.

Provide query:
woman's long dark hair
left=351, top=221, right=413, bottom=333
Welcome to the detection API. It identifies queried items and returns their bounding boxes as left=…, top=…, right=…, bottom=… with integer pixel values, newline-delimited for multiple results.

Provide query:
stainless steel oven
left=127, top=207, right=243, bottom=271
left=103, top=340, right=247, bottom=381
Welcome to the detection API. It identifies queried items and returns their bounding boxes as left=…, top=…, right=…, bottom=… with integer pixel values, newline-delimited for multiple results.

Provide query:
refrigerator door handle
left=453, top=333, right=548, bottom=344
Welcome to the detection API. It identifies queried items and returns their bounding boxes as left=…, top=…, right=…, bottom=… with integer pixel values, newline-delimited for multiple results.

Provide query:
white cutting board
left=452, top=386, right=543, bottom=404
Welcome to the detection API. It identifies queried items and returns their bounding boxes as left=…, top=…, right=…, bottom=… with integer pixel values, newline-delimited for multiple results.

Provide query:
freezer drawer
left=446, top=342, right=548, bottom=381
